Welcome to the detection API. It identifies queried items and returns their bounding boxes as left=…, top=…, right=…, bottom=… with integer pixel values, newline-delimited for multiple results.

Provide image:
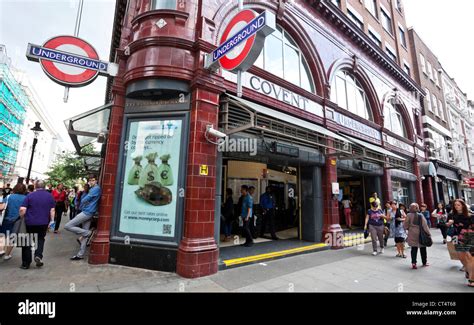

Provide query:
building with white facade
left=11, top=73, right=65, bottom=184
left=440, top=68, right=474, bottom=204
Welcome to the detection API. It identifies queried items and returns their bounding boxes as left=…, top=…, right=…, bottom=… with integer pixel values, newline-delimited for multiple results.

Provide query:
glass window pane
left=300, top=57, right=314, bottom=93
left=264, top=35, right=283, bottom=78
left=153, top=0, right=176, bottom=9
left=284, top=44, right=300, bottom=86
left=364, top=94, right=373, bottom=121
left=384, top=104, right=392, bottom=130
left=255, top=48, right=264, bottom=69
left=335, top=76, right=347, bottom=109
left=355, top=88, right=366, bottom=118
left=283, top=31, right=298, bottom=48
left=346, top=81, right=358, bottom=115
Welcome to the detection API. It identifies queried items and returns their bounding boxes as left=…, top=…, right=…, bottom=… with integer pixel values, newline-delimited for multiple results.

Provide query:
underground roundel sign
left=26, top=35, right=117, bottom=87
left=205, top=9, right=276, bottom=72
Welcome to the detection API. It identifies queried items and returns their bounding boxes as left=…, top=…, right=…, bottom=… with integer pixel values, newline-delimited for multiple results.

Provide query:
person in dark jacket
left=259, top=186, right=278, bottom=240
left=221, top=188, right=234, bottom=242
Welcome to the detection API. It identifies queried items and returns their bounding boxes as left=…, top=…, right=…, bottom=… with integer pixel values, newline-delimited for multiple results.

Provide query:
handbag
left=417, top=214, right=432, bottom=247
left=364, top=227, right=369, bottom=239
left=12, top=216, right=26, bottom=235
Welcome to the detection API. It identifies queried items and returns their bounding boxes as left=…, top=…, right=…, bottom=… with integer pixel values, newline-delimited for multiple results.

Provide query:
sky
left=403, top=0, right=474, bottom=97
left=0, top=0, right=115, bottom=149
left=0, top=0, right=473, bottom=151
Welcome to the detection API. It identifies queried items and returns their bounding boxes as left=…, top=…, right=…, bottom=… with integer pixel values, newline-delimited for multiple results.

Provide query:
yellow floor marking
left=223, top=243, right=328, bottom=267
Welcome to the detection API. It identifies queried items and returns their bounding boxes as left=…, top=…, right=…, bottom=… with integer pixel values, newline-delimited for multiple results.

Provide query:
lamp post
left=25, top=122, right=43, bottom=185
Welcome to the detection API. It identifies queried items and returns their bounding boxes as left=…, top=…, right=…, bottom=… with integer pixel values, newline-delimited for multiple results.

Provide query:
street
left=0, top=225, right=471, bottom=293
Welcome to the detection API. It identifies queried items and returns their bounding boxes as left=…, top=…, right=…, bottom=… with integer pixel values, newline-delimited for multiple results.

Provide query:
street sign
left=199, top=165, right=209, bottom=176
left=26, top=35, right=118, bottom=87
left=204, top=9, right=275, bottom=72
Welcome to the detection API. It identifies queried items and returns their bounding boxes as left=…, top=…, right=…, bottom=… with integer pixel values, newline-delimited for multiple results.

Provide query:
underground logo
left=205, top=9, right=275, bottom=72
left=26, top=35, right=113, bottom=87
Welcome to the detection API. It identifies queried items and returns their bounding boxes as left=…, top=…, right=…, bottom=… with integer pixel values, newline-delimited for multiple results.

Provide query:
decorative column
left=423, top=177, right=435, bottom=224
left=413, top=159, right=424, bottom=204
left=381, top=167, right=393, bottom=203
left=321, top=146, right=343, bottom=249
left=176, top=86, right=220, bottom=278
left=89, top=82, right=126, bottom=265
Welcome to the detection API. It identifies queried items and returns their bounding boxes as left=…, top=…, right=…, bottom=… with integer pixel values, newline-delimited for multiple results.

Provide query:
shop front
left=435, top=162, right=462, bottom=204
left=216, top=94, right=350, bottom=245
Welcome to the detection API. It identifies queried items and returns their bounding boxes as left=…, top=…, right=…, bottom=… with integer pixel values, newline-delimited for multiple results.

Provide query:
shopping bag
left=447, top=241, right=459, bottom=260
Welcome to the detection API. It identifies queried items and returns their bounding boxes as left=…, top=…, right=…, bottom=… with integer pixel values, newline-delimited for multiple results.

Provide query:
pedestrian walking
left=248, top=186, right=258, bottom=239
left=445, top=199, right=474, bottom=287
left=239, top=185, right=253, bottom=247
left=432, top=202, right=448, bottom=244
left=221, top=188, right=234, bottom=242
left=364, top=201, right=385, bottom=256
left=2, top=183, right=12, bottom=199
left=0, top=184, right=27, bottom=261
left=383, top=201, right=393, bottom=246
left=389, top=201, right=407, bottom=258
left=404, top=203, right=432, bottom=269
left=64, top=175, right=101, bottom=260
left=259, top=186, right=278, bottom=240
left=341, top=195, right=352, bottom=230
left=18, top=180, right=55, bottom=269
left=369, top=192, right=381, bottom=210
left=420, top=203, right=431, bottom=228
left=52, top=183, right=67, bottom=233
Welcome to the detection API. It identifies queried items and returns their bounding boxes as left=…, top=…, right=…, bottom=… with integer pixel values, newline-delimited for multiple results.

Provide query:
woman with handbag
left=445, top=199, right=474, bottom=287
left=0, top=184, right=27, bottom=260
left=432, top=202, right=448, bottom=244
left=404, top=203, right=432, bottom=269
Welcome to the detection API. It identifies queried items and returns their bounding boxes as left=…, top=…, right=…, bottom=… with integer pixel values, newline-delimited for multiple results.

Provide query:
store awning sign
left=204, top=9, right=275, bottom=72
left=26, top=35, right=118, bottom=87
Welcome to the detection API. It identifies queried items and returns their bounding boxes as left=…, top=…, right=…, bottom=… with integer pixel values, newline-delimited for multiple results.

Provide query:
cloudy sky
left=0, top=0, right=115, bottom=149
left=403, top=0, right=474, bottom=97
left=0, top=0, right=473, bottom=151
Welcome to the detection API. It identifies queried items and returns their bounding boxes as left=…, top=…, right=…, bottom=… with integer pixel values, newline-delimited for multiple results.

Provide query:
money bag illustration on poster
left=127, top=156, right=142, bottom=185
left=138, top=152, right=159, bottom=188
left=157, top=154, right=173, bottom=186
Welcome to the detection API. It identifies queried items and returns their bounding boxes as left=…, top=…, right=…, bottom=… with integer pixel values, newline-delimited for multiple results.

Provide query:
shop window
left=330, top=70, right=373, bottom=121
left=254, top=25, right=315, bottom=93
left=384, top=100, right=407, bottom=138
left=152, top=0, right=176, bottom=10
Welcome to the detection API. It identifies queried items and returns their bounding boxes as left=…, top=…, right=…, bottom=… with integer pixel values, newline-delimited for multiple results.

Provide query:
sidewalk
left=0, top=223, right=471, bottom=292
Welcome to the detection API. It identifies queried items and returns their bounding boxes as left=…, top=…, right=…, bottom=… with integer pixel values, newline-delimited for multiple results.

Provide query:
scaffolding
left=0, top=63, right=28, bottom=180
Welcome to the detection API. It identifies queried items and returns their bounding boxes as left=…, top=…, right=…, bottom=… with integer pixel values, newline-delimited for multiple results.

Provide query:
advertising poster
left=119, top=119, right=182, bottom=238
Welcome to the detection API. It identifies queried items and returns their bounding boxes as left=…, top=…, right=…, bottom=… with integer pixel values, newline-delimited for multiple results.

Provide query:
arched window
left=384, top=100, right=407, bottom=138
left=254, top=26, right=315, bottom=93
left=330, top=70, right=373, bottom=121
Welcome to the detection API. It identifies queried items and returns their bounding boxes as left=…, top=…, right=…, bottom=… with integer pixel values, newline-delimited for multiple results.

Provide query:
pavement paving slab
left=0, top=224, right=471, bottom=292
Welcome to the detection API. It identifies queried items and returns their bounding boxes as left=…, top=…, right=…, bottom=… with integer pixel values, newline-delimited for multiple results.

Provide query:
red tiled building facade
left=90, top=0, right=430, bottom=278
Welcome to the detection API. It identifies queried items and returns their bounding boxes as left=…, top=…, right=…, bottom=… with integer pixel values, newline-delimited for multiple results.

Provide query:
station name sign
left=27, top=45, right=110, bottom=74
left=26, top=35, right=118, bottom=87
left=222, top=70, right=324, bottom=117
